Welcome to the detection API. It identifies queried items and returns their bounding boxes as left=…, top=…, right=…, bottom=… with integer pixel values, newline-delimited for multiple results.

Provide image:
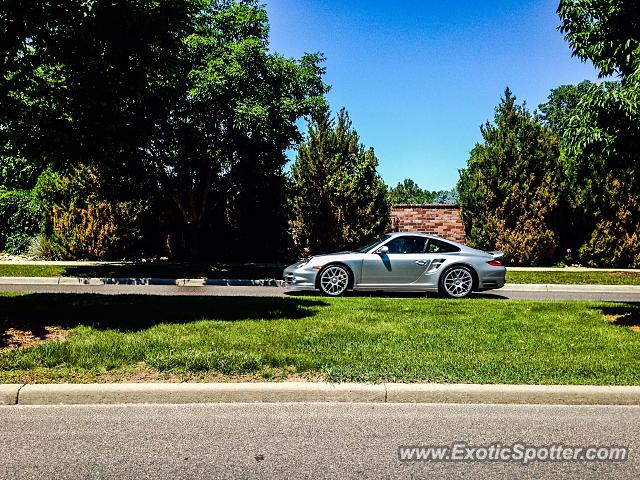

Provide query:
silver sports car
left=283, top=232, right=505, bottom=298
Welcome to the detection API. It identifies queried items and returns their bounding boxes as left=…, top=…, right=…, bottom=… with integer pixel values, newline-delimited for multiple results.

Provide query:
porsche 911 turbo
left=283, top=232, right=505, bottom=298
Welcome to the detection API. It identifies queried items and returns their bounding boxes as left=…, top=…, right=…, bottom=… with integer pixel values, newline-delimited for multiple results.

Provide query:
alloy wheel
left=442, top=267, right=473, bottom=298
left=319, top=266, right=349, bottom=296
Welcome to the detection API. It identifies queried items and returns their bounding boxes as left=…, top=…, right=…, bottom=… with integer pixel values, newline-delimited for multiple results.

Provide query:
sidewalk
left=2, top=382, right=640, bottom=406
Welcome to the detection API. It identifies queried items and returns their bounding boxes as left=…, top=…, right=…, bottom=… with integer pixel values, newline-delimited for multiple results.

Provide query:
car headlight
left=296, top=257, right=313, bottom=267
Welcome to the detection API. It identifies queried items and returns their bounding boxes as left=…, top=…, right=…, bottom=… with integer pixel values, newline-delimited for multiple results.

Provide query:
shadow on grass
left=595, top=303, right=640, bottom=329
left=0, top=294, right=327, bottom=348
left=62, top=263, right=286, bottom=279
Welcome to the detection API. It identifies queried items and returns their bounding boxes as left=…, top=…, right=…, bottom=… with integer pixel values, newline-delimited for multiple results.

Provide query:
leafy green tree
left=559, top=0, right=638, bottom=78
left=390, top=179, right=435, bottom=204
left=557, top=0, right=640, bottom=266
left=538, top=81, right=594, bottom=136
left=433, top=188, right=458, bottom=204
left=291, top=108, right=390, bottom=254
left=538, top=81, right=596, bottom=259
left=1, top=0, right=327, bottom=260
left=149, top=0, right=327, bottom=259
left=389, top=180, right=458, bottom=205
left=457, top=88, right=564, bottom=266
left=0, top=0, right=196, bottom=191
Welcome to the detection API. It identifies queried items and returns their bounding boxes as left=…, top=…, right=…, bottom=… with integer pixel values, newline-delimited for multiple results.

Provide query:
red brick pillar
left=390, top=204, right=465, bottom=244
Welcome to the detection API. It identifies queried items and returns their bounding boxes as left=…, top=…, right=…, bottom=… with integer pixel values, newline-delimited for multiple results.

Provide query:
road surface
left=0, top=283, right=639, bottom=301
left=0, top=402, right=637, bottom=479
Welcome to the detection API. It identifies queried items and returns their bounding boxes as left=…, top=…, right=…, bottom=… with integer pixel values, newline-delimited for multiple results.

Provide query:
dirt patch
left=98, top=369, right=327, bottom=383
left=604, top=313, right=640, bottom=332
left=5, top=365, right=328, bottom=384
left=1, top=326, right=67, bottom=350
left=612, top=272, right=640, bottom=281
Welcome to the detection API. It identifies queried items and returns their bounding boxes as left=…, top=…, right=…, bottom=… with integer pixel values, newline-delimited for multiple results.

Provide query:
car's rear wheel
left=439, top=266, right=474, bottom=298
left=318, top=265, right=350, bottom=296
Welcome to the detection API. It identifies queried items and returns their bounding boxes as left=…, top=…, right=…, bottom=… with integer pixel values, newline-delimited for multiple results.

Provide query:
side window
left=426, top=238, right=460, bottom=253
left=385, top=236, right=428, bottom=254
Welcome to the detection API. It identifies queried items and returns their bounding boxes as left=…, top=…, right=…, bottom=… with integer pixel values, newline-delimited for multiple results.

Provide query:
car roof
left=386, top=231, right=437, bottom=238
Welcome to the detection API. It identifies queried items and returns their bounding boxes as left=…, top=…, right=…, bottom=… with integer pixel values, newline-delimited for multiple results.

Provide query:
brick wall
left=391, top=204, right=465, bottom=244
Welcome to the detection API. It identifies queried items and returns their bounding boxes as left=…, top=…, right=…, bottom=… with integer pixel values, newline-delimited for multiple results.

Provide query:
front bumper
left=283, top=265, right=318, bottom=290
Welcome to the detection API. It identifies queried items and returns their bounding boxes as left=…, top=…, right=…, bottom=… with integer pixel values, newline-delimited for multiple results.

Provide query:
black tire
left=438, top=265, right=474, bottom=298
left=317, top=264, right=351, bottom=297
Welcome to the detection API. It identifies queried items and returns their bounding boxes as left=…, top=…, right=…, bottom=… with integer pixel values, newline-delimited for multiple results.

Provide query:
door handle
left=415, top=260, right=428, bottom=266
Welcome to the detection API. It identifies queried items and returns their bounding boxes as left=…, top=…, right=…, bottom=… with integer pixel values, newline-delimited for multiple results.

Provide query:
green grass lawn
left=1, top=293, right=638, bottom=384
left=506, top=270, right=640, bottom=285
left=0, top=264, right=68, bottom=277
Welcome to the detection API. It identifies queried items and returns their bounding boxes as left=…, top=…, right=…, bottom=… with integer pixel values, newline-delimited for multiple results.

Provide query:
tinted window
left=426, top=238, right=460, bottom=253
left=354, top=235, right=391, bottom=253
left=385, top=236, right=428, bottom=254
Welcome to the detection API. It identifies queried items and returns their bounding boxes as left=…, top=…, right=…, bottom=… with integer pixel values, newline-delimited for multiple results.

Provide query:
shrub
left=27, top=234, right=61, bottom=260
left=0, top=189, right=41, bottom=254
left=578, top=187, right=640, bottom=268
left=34, top=166, right=158, bottom=260
left=49, top=200, right=149, bottom=260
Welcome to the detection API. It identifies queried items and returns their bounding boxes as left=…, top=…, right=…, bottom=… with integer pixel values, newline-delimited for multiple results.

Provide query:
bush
left=33, top=166, right=158, bottom=260
left=27, top=234, right=62, bottom=260
left=0, top=189, right=41, bottom=254
left=49, top=200, right=149, bottom=260
left=578, top=189, right=640, bottom=268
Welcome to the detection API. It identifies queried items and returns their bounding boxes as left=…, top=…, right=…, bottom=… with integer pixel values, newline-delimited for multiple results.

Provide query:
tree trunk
left=186, top=220, right=203, bottom=261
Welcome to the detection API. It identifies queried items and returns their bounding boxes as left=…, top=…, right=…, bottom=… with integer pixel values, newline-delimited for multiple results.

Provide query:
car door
left=360, top=235, right=431, bottom=285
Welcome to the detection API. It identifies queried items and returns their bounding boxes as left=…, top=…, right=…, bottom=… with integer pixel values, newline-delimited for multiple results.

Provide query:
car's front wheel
left=318, top=265, right=350, bottom=297
left=439, top=265, right=474, bottom=298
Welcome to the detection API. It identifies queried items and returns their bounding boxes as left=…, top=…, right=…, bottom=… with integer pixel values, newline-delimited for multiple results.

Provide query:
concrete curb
left=4, top=383, right=640, bottom=406
left=385, top=384, right=640, bottom=405
left=502, top=283, right=640, bottom=293
left=508, top=266, right=640, bottom=272
left=16, top=383, right=384, bottom=405
left=0, top=384, right=22, bottom=405
left=0, top=277, right=285, bottom=287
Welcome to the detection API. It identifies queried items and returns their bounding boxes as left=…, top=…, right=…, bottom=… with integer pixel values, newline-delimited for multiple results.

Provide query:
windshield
left=353, top=234, right=391, bottom=253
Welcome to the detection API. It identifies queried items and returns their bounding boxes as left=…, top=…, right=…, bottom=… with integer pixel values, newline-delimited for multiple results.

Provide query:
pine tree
left=290, top=108, right=390, bottom=254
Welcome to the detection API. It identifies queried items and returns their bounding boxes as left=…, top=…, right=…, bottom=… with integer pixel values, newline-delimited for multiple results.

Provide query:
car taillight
left=487, top=259, right=503, bottom=267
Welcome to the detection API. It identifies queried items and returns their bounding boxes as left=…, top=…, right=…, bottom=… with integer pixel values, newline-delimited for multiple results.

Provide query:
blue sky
left=265, top=0, right=600, bottom=191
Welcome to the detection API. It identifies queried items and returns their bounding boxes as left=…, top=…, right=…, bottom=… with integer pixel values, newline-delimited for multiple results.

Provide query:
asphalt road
left=0, top=283, right=639, bottom=301
left=0, top=403, right=638, bottom=479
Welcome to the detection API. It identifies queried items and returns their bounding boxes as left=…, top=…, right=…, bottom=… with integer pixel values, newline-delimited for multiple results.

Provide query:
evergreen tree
left=291, top=108, right=390, bottom=254
left=457, top=89, right=564, bottom=265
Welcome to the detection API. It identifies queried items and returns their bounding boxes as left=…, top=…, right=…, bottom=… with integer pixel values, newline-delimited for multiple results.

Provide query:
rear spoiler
left=486, top=251, right=504, bottom=259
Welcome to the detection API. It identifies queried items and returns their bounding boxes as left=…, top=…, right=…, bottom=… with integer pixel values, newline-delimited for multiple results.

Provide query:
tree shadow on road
left=286, top=291, right=511, bottom=300
left=0, top=294, right=327, bottom=349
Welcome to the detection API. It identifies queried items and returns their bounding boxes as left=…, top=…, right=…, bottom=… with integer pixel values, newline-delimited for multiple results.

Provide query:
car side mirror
left=376, top=246, right=389, bottom=254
